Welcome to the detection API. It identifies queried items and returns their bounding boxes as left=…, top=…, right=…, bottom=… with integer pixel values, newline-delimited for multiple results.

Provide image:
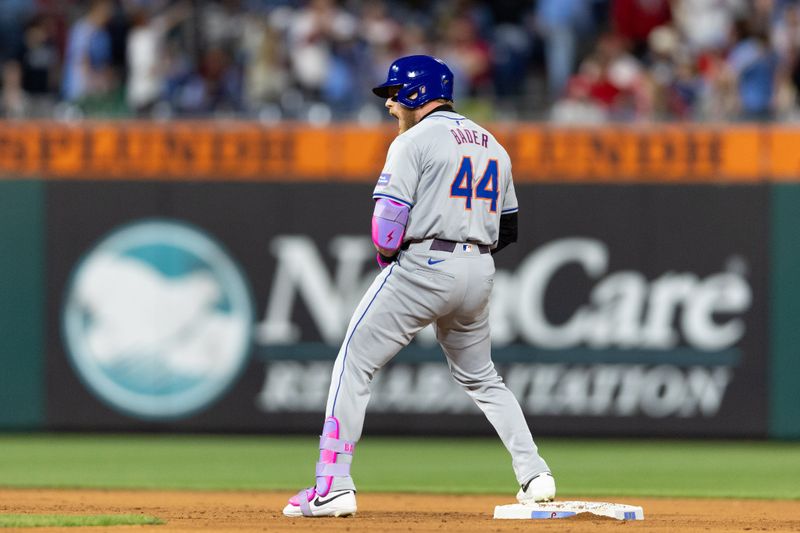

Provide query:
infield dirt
left=2, top=489, right=799, bottom=532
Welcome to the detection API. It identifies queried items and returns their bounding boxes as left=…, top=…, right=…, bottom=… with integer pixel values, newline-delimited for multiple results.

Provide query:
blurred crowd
left=1, top=0, right=800, bottom=122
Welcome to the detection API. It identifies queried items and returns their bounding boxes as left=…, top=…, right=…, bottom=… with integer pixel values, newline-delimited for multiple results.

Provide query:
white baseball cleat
left=516, top=472, right=556, bottom=504
left=283, top=488, right=357, bottom=518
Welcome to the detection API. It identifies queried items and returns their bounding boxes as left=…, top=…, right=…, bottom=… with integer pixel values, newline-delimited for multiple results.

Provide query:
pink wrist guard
left=371, top=198, right=409, bottom=253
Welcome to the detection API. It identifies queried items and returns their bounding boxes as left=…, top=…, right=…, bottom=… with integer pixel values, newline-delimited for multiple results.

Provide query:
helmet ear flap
left=396, top=81, right=421, bottom=107
left=397, top=81, right=433, bottom=108
left=408, top=85, right=427, bottom=101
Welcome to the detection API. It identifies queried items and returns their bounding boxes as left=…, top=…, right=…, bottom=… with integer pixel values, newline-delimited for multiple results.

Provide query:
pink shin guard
left=316, top=416, right=340, bottom=496
left=288, top=416, right=354, bottom=507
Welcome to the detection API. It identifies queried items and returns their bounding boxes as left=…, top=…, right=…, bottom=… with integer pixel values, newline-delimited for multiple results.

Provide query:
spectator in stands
left=0, top=0, right=33, bottom=71
left=672, top=0, right=748, bottom=53
left=61, top=0, right=116, bottom=105
left=611, top=0, right=672, bottom=60
left=242, top=19, right=290, bottom=112
left=489, top=4, right=534, bottom=106
left=201, top=0, right=247, bottom=52
left=535, top=0, right=594, bottom=101
left=437, top=16, right=493, bottom=97
left=286, top=0, right=357, bottom=102
left=183, top=45, right=243, bottom=114
left=126, top=2, right=191, bottom=115
left=550, top=71, right=609, bottom=123
left=565, top=32, right=651, bottom=121
left=768, top=1, right=800, bottom=117
left=670, top=57, right=704, bottom=119
left=323, top=28, right=370, bottom=116
left=772, top=1, right=800, bottom=61
left=646, top=25, right=703, bottom=120
left=360, top=1, right=401, bottom=52
left=161, top=37, right=194, bottom=113
left=725, top=19, right=780, bottom=120
left=359, top=1, right=403, bottom=85
left=398, top=22, right=434, bottom=57
left=751, top=0, right=779, bottom=35
left=2, top=13, right=60, bottom=117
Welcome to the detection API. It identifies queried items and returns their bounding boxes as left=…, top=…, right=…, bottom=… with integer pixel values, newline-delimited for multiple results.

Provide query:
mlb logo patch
left=377, top=173, right=391, bottom=186
left=462, top=244, right=473, bottom=253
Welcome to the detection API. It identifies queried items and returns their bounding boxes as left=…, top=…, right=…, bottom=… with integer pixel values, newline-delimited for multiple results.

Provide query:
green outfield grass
left=0, top=434, right=798, bottom=500
left=0, top=514, right=163, bottom=528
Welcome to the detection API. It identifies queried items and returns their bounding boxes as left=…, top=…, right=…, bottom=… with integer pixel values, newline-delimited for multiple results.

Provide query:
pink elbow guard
left=371, top=198, right=409, bottom=252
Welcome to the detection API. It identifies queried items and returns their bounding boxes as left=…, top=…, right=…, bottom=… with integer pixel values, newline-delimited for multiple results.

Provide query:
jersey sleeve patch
left=373, top=192, right=413, bottom=208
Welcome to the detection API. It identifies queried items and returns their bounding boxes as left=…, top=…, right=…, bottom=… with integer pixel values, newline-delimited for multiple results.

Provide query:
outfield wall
left=0, top=122, right=797, bottom=439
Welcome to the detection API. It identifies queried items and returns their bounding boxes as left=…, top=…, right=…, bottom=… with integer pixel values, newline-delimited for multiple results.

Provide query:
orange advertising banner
left=0, top=121, right=798, bottom=183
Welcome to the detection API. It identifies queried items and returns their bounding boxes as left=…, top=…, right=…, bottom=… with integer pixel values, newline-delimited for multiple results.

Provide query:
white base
left=494, top=501, right=644, bottom=520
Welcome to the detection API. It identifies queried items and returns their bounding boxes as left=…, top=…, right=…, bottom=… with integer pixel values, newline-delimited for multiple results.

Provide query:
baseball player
left=283, top=55, right=554, bottom=518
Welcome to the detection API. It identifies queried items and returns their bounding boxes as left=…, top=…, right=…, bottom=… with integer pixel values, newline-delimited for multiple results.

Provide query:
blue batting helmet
left=372, top=55, right=454, bottom=109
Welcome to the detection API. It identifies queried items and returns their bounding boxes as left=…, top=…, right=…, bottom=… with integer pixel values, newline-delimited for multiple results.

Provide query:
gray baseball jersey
left=373, top=110, right=519, bottom=247
left=323, top=108, right=549, bottom=493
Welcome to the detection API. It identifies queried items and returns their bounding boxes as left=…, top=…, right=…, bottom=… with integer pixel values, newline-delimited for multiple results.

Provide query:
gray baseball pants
left=324, top=238, right=550, bottom=491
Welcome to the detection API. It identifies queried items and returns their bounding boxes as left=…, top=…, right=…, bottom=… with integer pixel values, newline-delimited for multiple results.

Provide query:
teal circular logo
left=62, top=219, right=253, bottom=420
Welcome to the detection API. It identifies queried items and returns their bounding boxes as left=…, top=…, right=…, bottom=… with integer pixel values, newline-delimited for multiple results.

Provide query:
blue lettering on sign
left=531, top=511, right=577, bottom=519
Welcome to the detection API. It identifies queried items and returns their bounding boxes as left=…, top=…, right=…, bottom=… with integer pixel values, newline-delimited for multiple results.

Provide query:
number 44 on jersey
left=450, top=156, right=499, bottom=213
